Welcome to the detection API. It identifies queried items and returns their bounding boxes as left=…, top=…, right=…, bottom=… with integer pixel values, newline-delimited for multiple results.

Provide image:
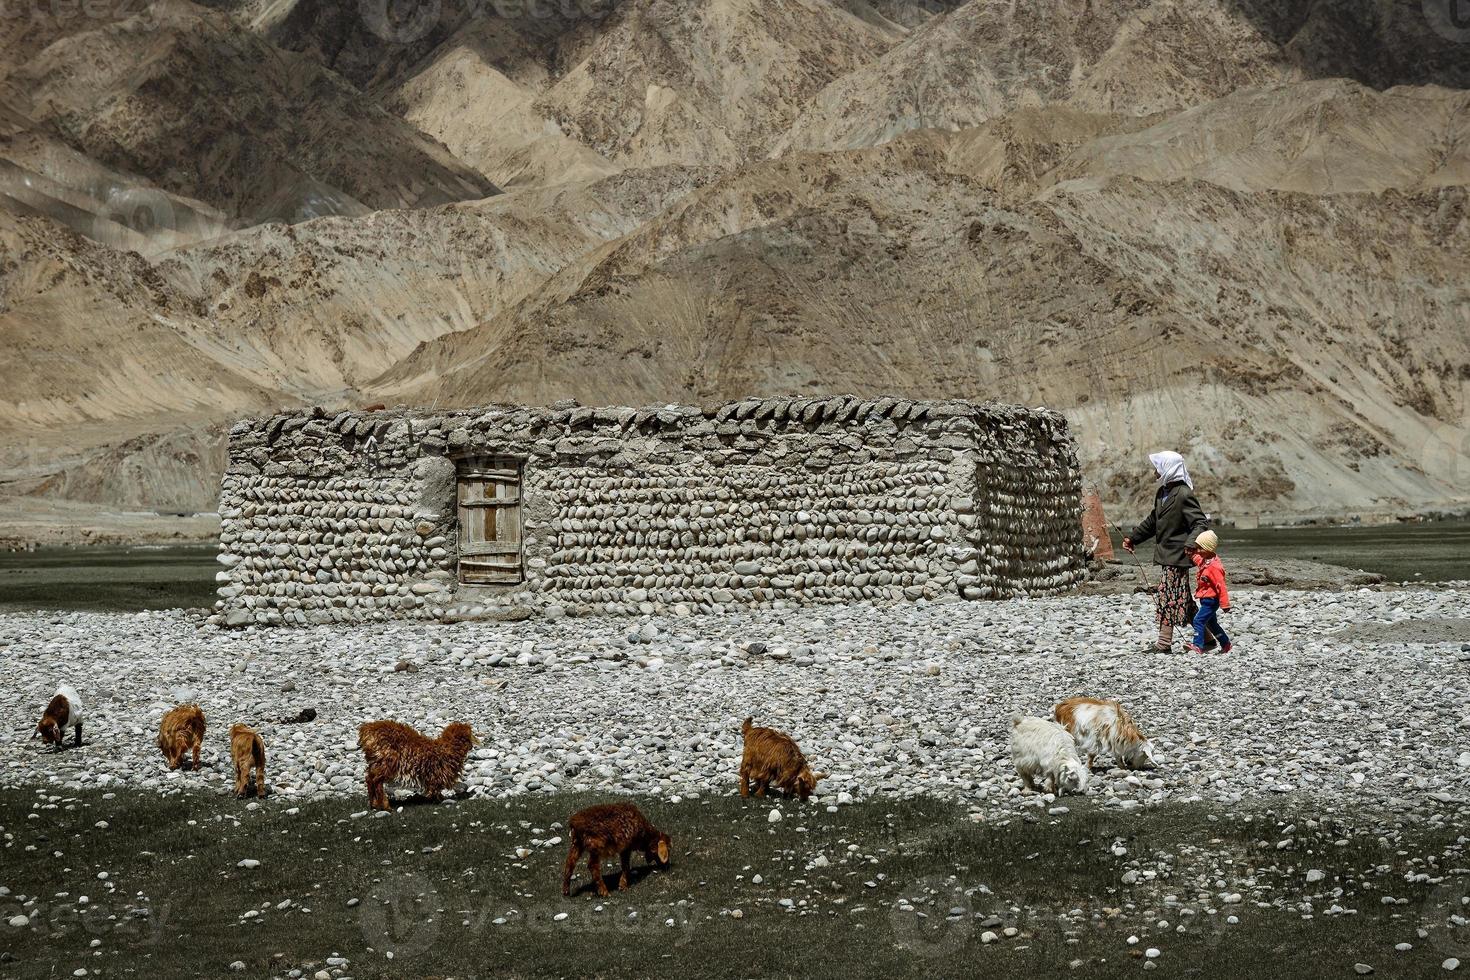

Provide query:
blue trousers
left=1193, top=597, right=1231, bottom=649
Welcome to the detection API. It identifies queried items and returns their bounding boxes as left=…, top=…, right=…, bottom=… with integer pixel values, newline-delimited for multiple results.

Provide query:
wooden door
left=456, top=457, right=523, bottom=584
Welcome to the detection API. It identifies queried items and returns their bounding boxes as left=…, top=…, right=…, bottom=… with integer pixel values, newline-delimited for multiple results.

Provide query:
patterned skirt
left=1156, top=565, right=1194, bottom=627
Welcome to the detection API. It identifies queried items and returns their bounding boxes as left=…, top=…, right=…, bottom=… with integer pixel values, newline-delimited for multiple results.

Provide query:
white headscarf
left=1149, top=451, right=1193, bottom=489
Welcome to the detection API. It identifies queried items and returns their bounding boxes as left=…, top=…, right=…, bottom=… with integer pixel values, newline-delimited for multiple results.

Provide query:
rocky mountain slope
left=0, top=0, right=496, bottom=245
left=397, top=120, right=1468, bottom=513
left=1048, top=80, right=1470, bottom=194
left=780, top=0, right=1470, bottom=154
left=1, top=0, right=1466, bottom=535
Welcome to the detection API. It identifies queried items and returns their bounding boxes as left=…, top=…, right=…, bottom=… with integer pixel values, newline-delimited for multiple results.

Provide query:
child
left=1186, top=530, right=1232, bottom=654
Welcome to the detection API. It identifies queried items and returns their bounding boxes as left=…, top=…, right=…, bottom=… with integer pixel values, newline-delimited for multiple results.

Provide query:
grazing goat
left=1010, top=715, right=1090, bottom=796
left=157, top=704, right=206, bottom=771
left=739, top=717, right=825, bottom=801
left=357, top=720, right=477, bottom=811
left=35, top=685, right=83, bottom=749
left=1053, top=697, right=1157, bottom=770
left=562, top=802, right=671, bottom=897
left=230, top=724, right=268, bottom=798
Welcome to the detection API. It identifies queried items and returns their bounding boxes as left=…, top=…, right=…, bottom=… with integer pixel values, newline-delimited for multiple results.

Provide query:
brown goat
left=230, top=724, right=268, bottom=798
left=562, top=802, right=671, bottom=897
left=157, top=704, right=206, bottom=771
left=357, top=720, right=477, bottom=811
left=739, top=717, right=825, bottom=801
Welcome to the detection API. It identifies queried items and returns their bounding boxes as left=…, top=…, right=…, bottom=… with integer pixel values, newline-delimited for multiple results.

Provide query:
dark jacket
left=1129, top=481, right=1210, bottom=568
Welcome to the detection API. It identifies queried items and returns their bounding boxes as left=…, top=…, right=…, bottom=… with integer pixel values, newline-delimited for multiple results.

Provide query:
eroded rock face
left=212, top=397, right=1087, bottom=626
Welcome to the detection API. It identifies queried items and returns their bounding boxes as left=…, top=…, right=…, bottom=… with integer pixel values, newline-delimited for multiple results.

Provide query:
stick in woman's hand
left=1111, top=523, right=1152, bottom=590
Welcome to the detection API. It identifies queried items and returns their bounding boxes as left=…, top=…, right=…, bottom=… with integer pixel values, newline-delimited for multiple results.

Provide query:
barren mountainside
left=0, top=0, right=1466, bottom=535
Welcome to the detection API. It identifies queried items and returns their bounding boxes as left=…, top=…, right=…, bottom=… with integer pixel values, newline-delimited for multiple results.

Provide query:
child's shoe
left=1219, top=642, right=1233, bottom=654
left=1186, top=644, right=1207, bottom=655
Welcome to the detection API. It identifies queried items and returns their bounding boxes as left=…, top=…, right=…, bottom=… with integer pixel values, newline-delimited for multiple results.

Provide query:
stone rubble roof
left=232, top=395, right=1070, bottom=439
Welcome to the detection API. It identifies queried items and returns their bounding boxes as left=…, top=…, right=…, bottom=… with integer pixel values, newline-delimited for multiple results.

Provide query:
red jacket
left=1192, top=553, right=1230, bottom=610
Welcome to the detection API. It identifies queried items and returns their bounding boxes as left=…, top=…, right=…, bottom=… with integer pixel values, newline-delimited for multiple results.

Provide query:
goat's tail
left=740, top=716, right=753, bottom=737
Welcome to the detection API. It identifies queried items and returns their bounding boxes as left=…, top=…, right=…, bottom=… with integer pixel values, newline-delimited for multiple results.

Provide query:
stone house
left=212, top=397, right=1086, bottom=626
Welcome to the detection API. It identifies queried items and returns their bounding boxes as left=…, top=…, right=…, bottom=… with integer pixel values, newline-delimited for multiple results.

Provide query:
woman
left=1122, top=451, right=1213, bottom=652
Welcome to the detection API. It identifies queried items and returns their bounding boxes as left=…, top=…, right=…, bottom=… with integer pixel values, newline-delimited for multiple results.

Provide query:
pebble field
left=4, top=586, right=1469, bottom=824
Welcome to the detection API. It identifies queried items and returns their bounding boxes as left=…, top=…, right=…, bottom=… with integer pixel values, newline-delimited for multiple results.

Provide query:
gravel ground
left=3, top=587, right=1469, bottom=824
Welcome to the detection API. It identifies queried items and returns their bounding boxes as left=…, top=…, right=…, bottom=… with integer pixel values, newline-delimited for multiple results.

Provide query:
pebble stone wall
left=212, top=397, right=1086, bottom=626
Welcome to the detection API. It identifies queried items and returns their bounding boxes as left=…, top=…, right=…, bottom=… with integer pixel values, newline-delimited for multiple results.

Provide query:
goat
left=739, top=717, right=825, bottom=801
left=35, top=685, right=83, bottom=749
left=157, top=704, right=206, bottom=771
left=562, top=802, right=671, bottom=897
left=229, top=723, right=268, bottom=798
left=1010, top=714, right=1090, bottom=796
left=357, top=720, right=477, bottom=811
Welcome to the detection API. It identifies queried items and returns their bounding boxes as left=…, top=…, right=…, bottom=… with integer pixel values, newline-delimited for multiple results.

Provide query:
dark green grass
left=2, top=787, right=1468, bottom=979
left=0, top=546, right=217, bottom=612
left=1107, top=521, right=1470, bottom=583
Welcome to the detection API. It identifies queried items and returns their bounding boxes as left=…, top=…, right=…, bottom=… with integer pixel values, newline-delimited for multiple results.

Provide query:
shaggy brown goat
left=561, top=802, right=671, bottom=897
left=357, top=720, right=477, bottom=811
left=157, top=704, right=205, bottom=771
left=739, top=717, right=825, bottom=801
left=230, top=724, right=268, bottom=798
left=35, top=685, right=82, bottom=749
